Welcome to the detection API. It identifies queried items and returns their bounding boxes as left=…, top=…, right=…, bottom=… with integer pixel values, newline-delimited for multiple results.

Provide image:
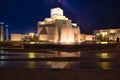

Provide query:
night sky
left=0, top=0, right=120, bottom=35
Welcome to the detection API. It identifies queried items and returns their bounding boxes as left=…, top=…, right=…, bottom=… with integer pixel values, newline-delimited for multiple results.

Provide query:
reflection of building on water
left=0, top=50, right=8, bottom=67
left=60, top=52, right=80, bottom=57
left=46, top=61, right=70, bottom=68
left=97, top=52, right=111, bottom=70
left=39, top=52, right=80, bottom=58
left=37, top=7, right=80, bottom=43
left=98, top=62, right=111, bottom=70
left=27, top=51, right=80, bottom=68
left=27, top=51, right=80, bottom=58
left=28, top=52, right=36, bottom=58
left=97, top=53, right=111, bottom=59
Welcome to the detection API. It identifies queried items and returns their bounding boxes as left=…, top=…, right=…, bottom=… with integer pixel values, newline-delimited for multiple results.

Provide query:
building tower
left=5, top=25, right=9, bottom=41
left=0, top=22, right=4, bottom=41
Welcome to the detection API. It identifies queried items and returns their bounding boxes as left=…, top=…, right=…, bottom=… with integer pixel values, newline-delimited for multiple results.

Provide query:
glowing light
left=28, top=52, right=36, bottom=58
left=29, top=32, right=35, bottom=37
left=98, top=53, right=110, bottom=59
left=30, top=42, right=36, bottom=44
left=60, top=40, right=75, bottom=44
left=100, top=42, right=108, bottom=44
left=101, top=32, right=108, bottom=37
left=72, top=23, right=77, bottom=27
left=96, top=33, right=100, bottom=36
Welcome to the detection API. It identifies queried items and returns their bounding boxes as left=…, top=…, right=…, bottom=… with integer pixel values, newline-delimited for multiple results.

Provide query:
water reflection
left=97, top=53, right=111, bottom=59
left=0, top=50, right=81, bottom=68
left=0, top=56, right=6, bottom=59
left=0, top=61, right=6, bottom=67
left=0, top=50, right=8, bottom=59
left=27, top=61, right=76, bottom=68
left=59, top=52, right=80, bottom=57
left=27, top=61, right=37, bottom=68
left=0, top=50, right=8, bottom=54
left=98, top=62, right=111, bottom=70
left=28, top=52, right=36, bottom=58
left=46, top=61, right=70, bottom=68
left=0, top=50, right=119, bottom=69
left=0, top=50, right=80, bottom=59
left=97, top=52, right=112, bottom=70
left=27, top=52, right=80, bottom=68
left=27, top=51, right=80, bottom=58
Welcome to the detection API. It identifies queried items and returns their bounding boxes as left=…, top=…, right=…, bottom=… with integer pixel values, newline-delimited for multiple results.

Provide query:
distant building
left=11, top=32, right=38, bottom=41
left=11, top=34, right=22, bottom=41
left=94, top=29, right=120, bottom=42
left=85, top=35, right=93, bottom=41
left=37, top=7, right=80, bottom=43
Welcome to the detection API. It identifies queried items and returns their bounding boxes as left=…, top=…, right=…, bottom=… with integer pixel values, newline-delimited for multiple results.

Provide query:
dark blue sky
left=0, top=0, right=120, bottom=34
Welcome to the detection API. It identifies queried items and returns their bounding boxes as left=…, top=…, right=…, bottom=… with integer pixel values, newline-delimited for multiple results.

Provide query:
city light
left=30, top=42, right=36, bottom=44
left=29, top=32, right=35, bottom=37
left=101, top=32, right=108, bottom=37
left=100, top=42, right=108, bottom=44
left=98, top=53, right=110, bottom=59
left=28, top=52, right=36, bottom=58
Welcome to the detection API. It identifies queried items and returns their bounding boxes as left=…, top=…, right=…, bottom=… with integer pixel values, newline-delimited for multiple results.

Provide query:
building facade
left=94, top=29, right=120, bottom=42
left=11, top=33, right=38, bottom=41
left=37, top=7, right=80, bottom=43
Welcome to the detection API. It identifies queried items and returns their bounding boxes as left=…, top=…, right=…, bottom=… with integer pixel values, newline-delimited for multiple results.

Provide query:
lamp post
left=5, top=25, right=9, bottom=41
left=0, top=22, right=4, bottom=41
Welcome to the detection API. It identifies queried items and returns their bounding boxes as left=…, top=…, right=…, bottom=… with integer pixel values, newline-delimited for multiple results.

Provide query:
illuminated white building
left=37, top=7, right=80, bottom=43
left=11, top=34, right=23, bottom=41
left=11, top=32, right=37, bottom=41
left=94, top=29, right=120, bottom=42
